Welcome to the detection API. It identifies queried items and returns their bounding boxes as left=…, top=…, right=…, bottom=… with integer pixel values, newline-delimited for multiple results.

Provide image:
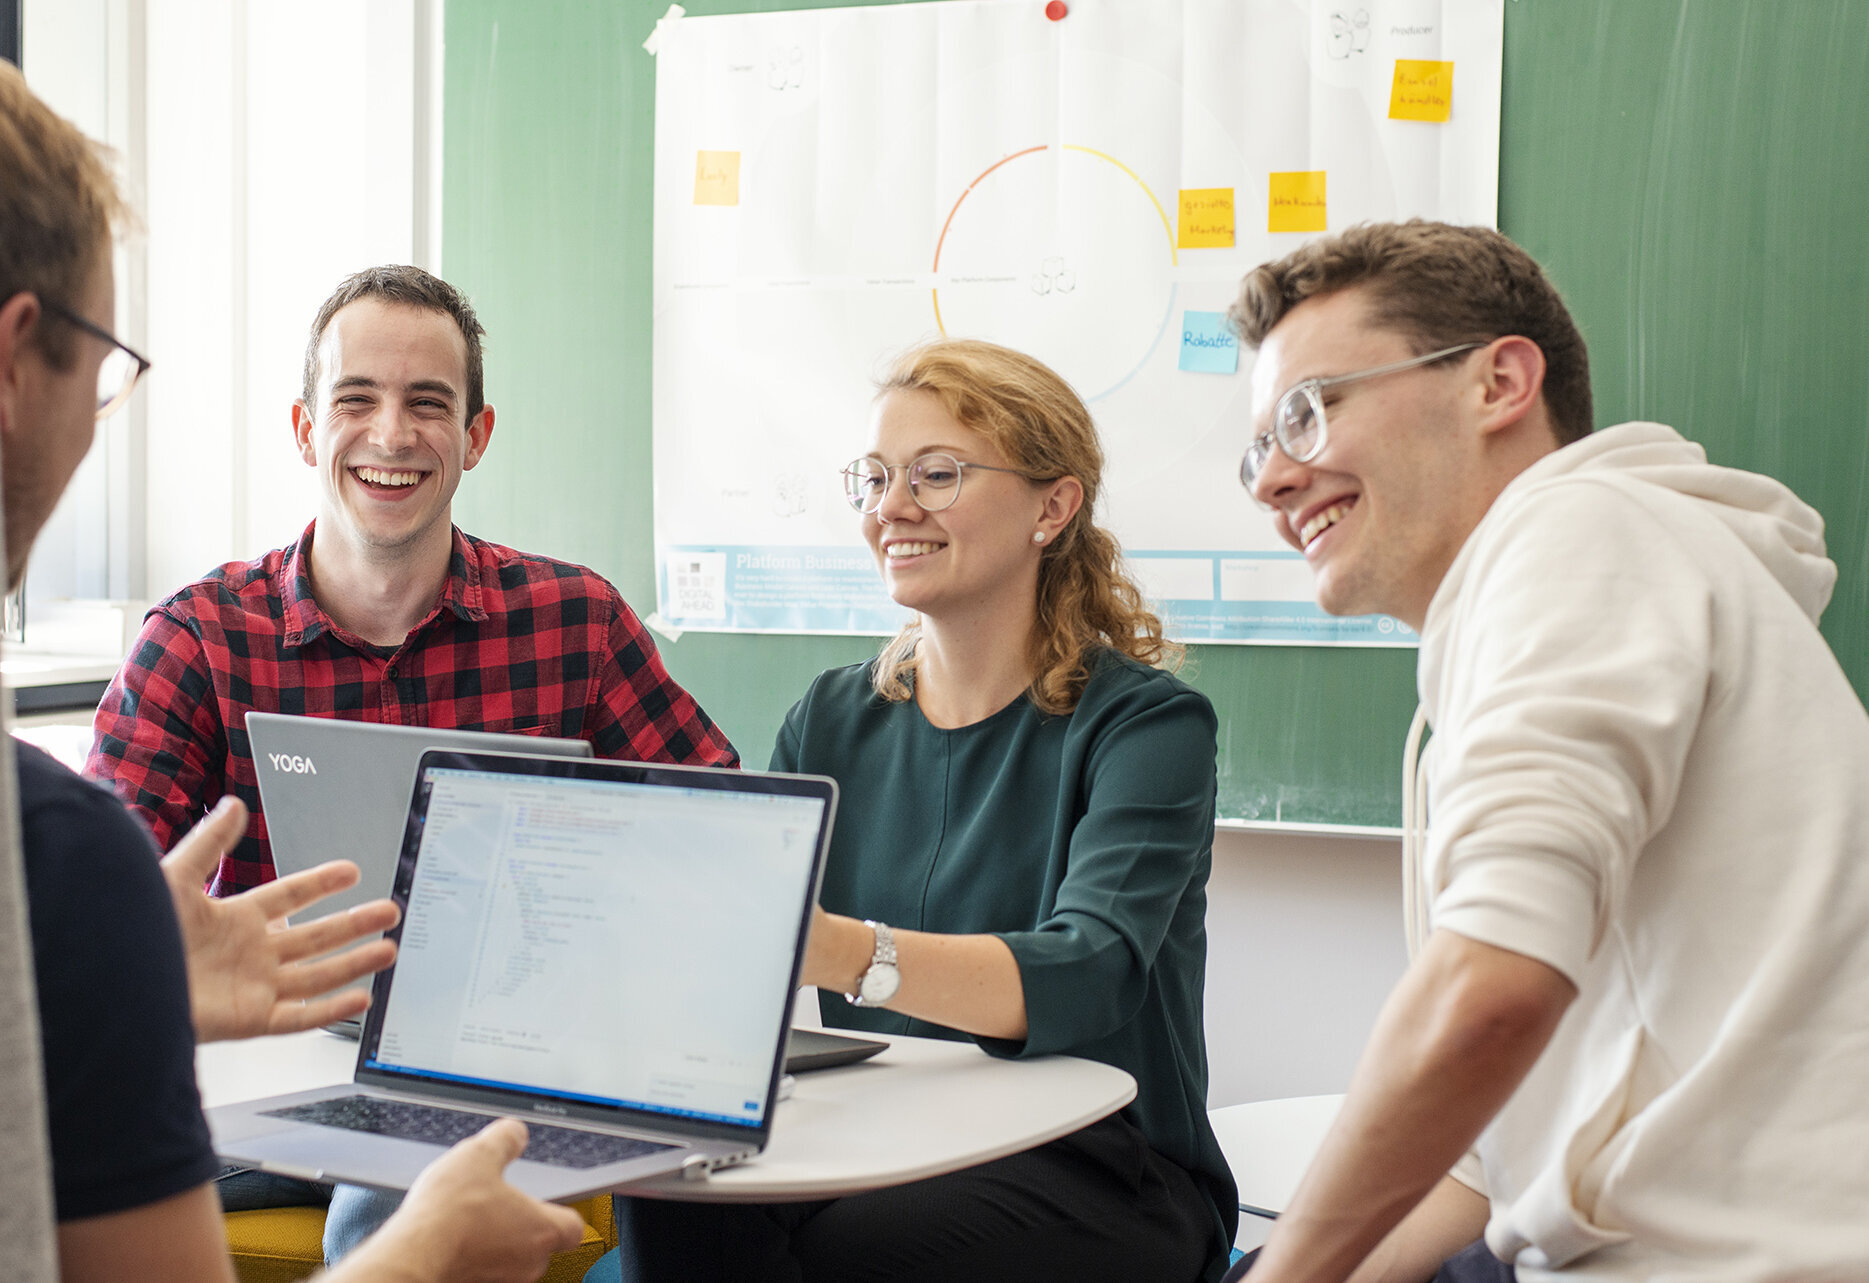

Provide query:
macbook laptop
left=206, top=750, right=838, bottom=1201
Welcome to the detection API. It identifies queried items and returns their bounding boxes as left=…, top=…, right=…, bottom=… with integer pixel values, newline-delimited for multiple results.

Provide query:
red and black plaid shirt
left=87, top=522, right=738, bottom=895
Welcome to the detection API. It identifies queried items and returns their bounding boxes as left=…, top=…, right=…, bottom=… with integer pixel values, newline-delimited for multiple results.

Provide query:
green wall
left=443, top=0, right=1869, bottom=823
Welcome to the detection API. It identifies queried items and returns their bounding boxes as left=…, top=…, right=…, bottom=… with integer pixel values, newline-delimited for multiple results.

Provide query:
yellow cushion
left=224, top=1195, right=614, bottom=1283
left=576, top=1193, right=615, bottom=1244
left=222, top=1207, right=326, bottom=1283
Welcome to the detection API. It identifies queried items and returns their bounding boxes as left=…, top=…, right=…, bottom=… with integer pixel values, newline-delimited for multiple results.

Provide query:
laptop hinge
left=679, top=1148, right=754, bottom=1181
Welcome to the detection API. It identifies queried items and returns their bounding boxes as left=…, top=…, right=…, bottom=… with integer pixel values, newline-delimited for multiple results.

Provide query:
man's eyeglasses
left=1239, top=342, right=1486, bottom=494
left=841, top=453, right=1034, bottom=513
left=42, top=300, right=152, bottom=421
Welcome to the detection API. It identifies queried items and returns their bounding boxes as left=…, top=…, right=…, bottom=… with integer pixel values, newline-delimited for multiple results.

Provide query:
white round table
left=198, top=1029, right=1138, bottom=1202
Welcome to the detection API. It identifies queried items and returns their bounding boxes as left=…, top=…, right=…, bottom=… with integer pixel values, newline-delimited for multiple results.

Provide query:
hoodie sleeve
left=1422, top=477, right=1716, bottom=986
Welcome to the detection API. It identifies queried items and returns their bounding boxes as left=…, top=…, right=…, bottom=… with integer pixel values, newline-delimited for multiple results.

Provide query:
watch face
left=859, top=961, right=900, bottom=1005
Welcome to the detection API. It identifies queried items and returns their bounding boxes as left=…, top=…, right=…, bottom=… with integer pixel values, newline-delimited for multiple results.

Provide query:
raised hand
left=161, top=795, right=401, bottom=1042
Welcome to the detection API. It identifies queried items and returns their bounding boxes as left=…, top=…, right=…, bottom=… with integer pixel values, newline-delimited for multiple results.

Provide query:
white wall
left=1204, top=827, right=1406, bottom=1106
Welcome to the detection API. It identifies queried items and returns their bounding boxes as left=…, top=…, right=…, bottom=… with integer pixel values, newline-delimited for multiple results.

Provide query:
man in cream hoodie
left=1224, top=221, right=1869, bottom=1282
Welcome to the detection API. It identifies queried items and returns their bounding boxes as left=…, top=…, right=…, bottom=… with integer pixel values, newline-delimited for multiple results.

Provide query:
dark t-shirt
left=16, top=740, right=219, bottom=1221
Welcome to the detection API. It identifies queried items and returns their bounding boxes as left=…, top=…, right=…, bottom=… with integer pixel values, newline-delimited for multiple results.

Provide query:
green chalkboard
left=441, top=0, right=1869, bottom=827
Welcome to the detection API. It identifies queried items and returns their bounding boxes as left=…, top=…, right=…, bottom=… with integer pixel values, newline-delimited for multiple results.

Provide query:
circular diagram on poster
left=930, top=143, right=1179, bottom=405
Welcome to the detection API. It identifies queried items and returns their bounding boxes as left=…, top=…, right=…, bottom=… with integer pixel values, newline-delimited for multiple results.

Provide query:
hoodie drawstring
left=1401, top=703, right=1431, bottom=960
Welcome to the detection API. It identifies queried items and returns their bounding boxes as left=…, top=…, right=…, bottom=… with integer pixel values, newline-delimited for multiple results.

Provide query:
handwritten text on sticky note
left=1389, top=60, right=1454, bottom=122
left=1179, top=311, right=1239, bottom=374
left=1267, top=171, right=1327, bottom=233
left=693, top=150, right=741, bottom=205
left=1177, top=188, right=1236, bottom=249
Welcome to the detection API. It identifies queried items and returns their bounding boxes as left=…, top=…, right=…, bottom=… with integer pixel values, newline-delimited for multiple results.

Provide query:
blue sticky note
left=1178, top=311, right=1239, bottom=373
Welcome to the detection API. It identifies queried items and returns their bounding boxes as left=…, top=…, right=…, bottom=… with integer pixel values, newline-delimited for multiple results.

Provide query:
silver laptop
left=246, top=713, right=595, bottom=922
left=206, top=750, right=838, bottom=1201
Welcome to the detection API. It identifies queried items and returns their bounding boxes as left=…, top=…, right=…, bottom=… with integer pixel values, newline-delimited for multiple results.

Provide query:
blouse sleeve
left=988, top=680, right=1218, bottom=1057
left=768, top=693, right=805, bottom=774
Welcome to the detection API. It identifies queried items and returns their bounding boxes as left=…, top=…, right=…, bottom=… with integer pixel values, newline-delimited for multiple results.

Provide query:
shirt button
left=387, top=665, right=398, bottom=678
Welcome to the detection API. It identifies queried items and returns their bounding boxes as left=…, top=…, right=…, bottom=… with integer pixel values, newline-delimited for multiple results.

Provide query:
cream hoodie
left=1410, top=423, right=1869, bottom=1280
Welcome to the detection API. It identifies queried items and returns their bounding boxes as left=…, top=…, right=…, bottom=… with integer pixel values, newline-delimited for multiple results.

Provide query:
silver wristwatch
left=846, top=920, right=900, bottom=1007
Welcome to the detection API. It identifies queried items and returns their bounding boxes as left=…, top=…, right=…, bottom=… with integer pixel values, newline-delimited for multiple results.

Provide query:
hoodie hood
left=1472, top=422, right=1836, bottom=624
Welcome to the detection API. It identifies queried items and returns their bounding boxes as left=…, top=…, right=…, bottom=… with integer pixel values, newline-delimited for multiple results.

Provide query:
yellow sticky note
left=1389, top=60, right=1454, bottom=122
left=1267, top=171, right=1327, bottom=233
left=1177, top=188, right=1236, bottom=249
left=693, top=150, right=741, bottom=206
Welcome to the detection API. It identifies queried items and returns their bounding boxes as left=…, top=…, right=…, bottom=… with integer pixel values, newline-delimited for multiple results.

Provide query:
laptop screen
left=361, top=761, right=829, bottom=1131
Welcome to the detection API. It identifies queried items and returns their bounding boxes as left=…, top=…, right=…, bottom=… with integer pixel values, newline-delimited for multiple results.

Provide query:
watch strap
left=864, top=919, right=896, bottom=966
left=846, top=919, right=899, bottom=1006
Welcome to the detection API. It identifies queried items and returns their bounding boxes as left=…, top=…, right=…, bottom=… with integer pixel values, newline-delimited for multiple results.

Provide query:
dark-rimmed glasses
left=1239, top=342, right=1486, bottom=495
left=42, top=300, right=152, bottom=421
left=841, top=453, right=1033, bottom=513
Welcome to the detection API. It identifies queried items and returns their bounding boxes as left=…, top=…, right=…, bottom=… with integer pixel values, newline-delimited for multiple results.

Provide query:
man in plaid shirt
left=87, top=265, right=739, bottom=899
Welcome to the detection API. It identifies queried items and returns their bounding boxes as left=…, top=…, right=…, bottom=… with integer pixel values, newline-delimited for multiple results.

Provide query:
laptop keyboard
left=261, top=1096, right=675, bottom=1170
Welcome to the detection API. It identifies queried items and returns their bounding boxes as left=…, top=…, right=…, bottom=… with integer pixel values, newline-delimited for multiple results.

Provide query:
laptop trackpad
left=249, top=1129, right=437, bottom=1186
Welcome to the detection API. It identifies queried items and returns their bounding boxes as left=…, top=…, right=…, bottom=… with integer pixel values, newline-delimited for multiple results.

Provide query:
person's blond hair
left=870, top=339, right=1180, bottom=715
left=0, top=62, right=126, bottom=368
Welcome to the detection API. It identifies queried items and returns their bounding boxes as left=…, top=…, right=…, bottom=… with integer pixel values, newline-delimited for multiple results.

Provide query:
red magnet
left=1045, top=1, right=1067, bottom=20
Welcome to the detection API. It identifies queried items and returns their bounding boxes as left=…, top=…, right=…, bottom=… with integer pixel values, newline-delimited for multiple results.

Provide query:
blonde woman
left=615, top=340, right=1236, bottom=1282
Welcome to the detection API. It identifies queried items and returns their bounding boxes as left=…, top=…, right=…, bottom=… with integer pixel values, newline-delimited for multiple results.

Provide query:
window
left=13, top=0, right=439, bottom=659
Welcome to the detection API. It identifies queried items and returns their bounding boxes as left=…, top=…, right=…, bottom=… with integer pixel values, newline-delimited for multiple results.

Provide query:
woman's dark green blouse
left=770, top=650, right=1238, bottom=1274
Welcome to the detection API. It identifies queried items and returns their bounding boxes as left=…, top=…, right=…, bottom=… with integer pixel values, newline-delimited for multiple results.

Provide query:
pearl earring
left=1033, top=531, right=1046, bottom=544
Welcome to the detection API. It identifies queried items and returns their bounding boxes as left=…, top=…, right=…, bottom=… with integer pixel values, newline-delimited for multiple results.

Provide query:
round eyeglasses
left=43, top=300, right=152, bottom=421
left=841, top=453, right=1034, bottom=514
left=1239, top=342, right=1486, bottom=495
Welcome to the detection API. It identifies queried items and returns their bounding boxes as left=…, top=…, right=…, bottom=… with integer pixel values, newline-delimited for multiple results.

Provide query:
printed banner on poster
left=651, top=0, right=1500, bottom=644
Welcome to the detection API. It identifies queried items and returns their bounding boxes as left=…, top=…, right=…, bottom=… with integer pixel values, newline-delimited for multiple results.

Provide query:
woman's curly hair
left=868, top=339, right=1180, bottom=715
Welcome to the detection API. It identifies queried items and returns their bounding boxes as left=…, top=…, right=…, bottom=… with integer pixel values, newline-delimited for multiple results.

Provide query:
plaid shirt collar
left=277, top=519, right=488, bottom=649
